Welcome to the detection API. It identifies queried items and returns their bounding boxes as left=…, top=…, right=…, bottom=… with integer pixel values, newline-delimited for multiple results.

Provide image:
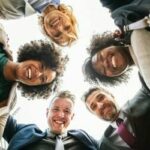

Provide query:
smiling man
left=3, top=91, right=99, bottom=150
left=82, top=85, right=150, bottom=149
left=84, top=87, right=118, bottom=121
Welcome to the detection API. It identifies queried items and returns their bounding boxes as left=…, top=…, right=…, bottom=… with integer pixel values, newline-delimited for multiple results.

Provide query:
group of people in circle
left=0, top=0, right=150, bottom=150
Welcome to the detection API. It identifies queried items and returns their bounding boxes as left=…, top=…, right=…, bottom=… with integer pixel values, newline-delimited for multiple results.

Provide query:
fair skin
left=91, top=46, right=129, bottom=77
left=44, top=10, right=72, bottom=45
left=46, top=97, right=74, bottom=134
left=3, top=60, right=56, bottom=86
left=86, top=90, right=118, bottom=121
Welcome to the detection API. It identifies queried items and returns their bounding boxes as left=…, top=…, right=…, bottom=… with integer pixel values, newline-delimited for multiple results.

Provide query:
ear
left=46, top=108, right=49, bottom=118
left=71, top=113, right=75, bottom=120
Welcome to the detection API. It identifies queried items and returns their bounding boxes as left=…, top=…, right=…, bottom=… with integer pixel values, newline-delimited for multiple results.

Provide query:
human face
left=16, top=60, right=56, bottom=86
left=91, top=46, right=129, bottom=77
left=86, top=90, right=118, bottom=121
left=44, top=10, right=72, bottom=45
left=47, top=98, right=74, bottom=134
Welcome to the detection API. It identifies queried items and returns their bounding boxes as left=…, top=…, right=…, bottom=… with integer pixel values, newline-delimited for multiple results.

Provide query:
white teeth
left=55, top=121, right=63, bottom=124
left=50, top=18, right=59, bottom=27
left=112, top=56, right=117, bottom=68
left=92, top=55, right=97, bottom=63
left=28, top=68, right=31, bottom=79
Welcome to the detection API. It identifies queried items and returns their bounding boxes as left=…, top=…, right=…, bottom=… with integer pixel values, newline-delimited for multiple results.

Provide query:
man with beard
left=82, top=83, right=150, bottom=150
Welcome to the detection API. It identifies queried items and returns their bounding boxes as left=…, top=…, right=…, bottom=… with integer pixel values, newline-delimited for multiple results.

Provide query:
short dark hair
left=82, top=86, right=114, bottom=103
left=82, top=31, right=133, bottom=86
left=49, top=90, right=75, bottom=107
left=17, top=40, right=68, bottom=99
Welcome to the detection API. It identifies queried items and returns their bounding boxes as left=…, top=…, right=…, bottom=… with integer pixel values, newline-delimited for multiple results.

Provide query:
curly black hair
left=17, top=40, right=68, bottom=99
left=82, top=31, right=133, bottom=86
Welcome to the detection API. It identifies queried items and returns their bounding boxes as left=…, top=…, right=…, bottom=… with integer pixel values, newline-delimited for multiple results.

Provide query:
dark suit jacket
left=99, top=74, right=150, bottom=150
left=3, top=116, right=99, bottom=150
left=100, top=0, right=150, bottom=31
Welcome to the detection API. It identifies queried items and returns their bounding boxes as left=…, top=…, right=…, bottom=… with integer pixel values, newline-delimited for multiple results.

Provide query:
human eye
left=64, top=109, right=71, bottom=114
left=54, top=31, right=61, bottom=38
left=97, top=94, right=104, bottom=101
left=52, top=108, right=59, bottom=112
left=64, top=25, right=71, bottom=32
left=91, top=103, right=97, bottom=111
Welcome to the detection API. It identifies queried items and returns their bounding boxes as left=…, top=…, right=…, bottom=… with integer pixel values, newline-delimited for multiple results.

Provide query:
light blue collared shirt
left=28, top=0, right=60, bottom=13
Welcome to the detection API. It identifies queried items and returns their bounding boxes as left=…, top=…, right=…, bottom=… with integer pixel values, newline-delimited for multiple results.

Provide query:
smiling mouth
left=50, top=17, right=60, bottom=27
left=26, top=68, right=32, bottom=79
left=112, top=56, right=117, bottom=68
left=54, top=120, right=65, bottom=127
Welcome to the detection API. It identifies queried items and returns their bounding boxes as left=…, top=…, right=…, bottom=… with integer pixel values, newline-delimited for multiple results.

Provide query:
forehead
left=86, top=90, right=111, bottom=104
left=51, top=97, right=74, bottom=108
left=96, top=46, right=117, bottom=54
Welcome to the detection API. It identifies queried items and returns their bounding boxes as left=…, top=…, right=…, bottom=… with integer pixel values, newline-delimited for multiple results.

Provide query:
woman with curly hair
left=0, top=0, right=78, bottom=46
left=0, top=25, right=68, bottom=100
left=82, top=31, right=135, bottom=86
left=0, top=24, right=68, bottom=139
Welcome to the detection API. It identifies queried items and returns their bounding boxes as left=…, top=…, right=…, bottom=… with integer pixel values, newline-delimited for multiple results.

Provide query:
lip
left=107, top=54, right=117, bottom=69
left=50, top=17, right=60, bottom=27
left=55, top=120, right=64, bottom=125
left=25, top=65, right=37, bottom=80
left=25, top=67, right=32, bottom=79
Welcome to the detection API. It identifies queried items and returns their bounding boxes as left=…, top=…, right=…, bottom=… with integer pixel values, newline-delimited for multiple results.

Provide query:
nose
left=38, top=72, right=42, bottom=77
left=97, top=102, right=104, bottom=109
left=58, top=111, right=65, bottom=118
left=55, top=23, right=63, bottom=32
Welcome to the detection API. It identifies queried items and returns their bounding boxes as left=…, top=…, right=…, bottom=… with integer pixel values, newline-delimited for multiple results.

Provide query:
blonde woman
left=0, top=0, right=78, bottom=46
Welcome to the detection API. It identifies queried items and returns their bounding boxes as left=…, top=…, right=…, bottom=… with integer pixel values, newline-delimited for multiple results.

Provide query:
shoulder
left=100, top=0, right=133, bottom=11
left=123, top=74, right=150, bottom=117
left=68, top=129, right=99, bottom=149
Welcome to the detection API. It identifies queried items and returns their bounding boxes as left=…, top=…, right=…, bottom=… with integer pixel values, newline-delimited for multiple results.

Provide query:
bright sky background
left=1, top=0, right=141, bottom=140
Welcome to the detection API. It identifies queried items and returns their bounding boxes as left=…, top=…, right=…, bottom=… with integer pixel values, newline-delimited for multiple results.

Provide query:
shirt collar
left=46, top=129, right=67, bottom=139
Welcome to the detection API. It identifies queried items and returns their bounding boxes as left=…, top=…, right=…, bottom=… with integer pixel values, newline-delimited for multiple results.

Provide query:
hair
left=82, top=31, right=133, bottom=86
left=17, top=40, right=68, bottom=99
left=39, top=4, right=78, bottom=46
left=49, top=90, right=75, bottom=107
left=82, top=87, right=114, bottom=111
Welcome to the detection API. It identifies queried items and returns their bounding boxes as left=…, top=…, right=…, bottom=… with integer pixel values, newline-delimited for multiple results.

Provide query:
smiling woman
left=0, top=0, right=78, bottom=46
left=16, top=40, right=68, bottom=99
left=41, top=4, right=78, bottom=46
left=82, top=32, right=134, bottom=86
left=15, top=60, right=56, bottom=86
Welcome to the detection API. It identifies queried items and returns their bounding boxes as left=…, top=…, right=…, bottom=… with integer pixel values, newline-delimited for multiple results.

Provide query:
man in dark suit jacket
left=82, top=74, right=150, bottom=150
left=3, top=90, right=99, bottom=150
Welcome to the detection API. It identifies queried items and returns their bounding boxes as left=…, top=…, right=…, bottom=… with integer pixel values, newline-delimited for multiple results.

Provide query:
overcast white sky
left=1, top=0, right=141, bottom=140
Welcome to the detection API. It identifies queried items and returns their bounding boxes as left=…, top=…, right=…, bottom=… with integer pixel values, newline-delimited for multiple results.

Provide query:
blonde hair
left=39, top=4, right=78, bottom=46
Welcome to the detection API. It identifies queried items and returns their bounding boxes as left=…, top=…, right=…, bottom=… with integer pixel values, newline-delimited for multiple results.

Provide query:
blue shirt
left=28, top=0, right=60, bottom=13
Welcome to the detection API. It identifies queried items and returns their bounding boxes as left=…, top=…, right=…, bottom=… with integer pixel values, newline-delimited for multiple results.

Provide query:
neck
left=112, top=111, right=120, bottom=122
left=3, top=60, right=17, bottom=81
